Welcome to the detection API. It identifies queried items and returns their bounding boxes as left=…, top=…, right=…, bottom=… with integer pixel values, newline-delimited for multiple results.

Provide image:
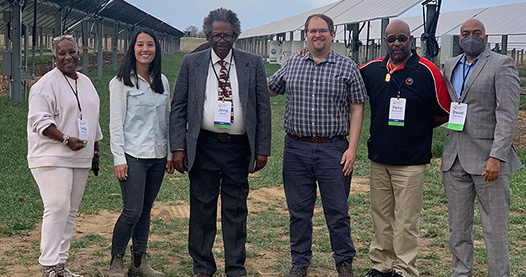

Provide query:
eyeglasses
left=53, top=34, right=74, bottom=42
left=307, top=28, right=330, bottom=35
left=385, top=35, right=409, bottom=43
left=211, top=33, right=235, bottom=42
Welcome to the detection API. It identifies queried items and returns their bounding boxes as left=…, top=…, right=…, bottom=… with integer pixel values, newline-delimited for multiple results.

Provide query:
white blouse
left=109, top=73, right=170, bottom=166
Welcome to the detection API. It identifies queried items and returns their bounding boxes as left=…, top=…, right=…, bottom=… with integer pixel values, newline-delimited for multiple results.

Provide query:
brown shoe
left=128, top=252, right=165, bottom=277
left=108, top=254, right=125, bottom=277
left=285, top=266, right=308, bottom=277
left=336, top=261, right=354, bottom=277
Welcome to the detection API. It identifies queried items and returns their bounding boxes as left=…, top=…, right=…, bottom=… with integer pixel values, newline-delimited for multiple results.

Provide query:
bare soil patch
left=0, top=180, right=373, bottom=276
left=514, top=110, right=526, bottom=150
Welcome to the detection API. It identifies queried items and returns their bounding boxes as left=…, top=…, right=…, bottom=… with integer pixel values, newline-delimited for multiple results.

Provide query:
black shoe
left=336, top=261, right=354, bottom=277
left=391, top=272, right=403, bottom=277
left=365, top=268, right=393, bottom=277
left=285, top=266, right=308, bottom=277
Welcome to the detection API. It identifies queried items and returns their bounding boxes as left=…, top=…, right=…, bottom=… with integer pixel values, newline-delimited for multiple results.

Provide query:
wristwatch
left=62, top=134, right=70, bottom=146
left=94, top=151, right=101, bottom=158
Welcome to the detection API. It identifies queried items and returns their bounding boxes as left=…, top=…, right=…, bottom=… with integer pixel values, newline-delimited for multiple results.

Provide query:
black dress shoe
left=365, top=269, right=393, bottom=277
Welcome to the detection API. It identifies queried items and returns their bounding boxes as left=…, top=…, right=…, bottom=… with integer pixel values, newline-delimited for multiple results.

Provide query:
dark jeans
left=283, top=135, right=356, bottom=267
left=111, top=154, right=166, bottom=256
left=188, top=134, right=250, bottom=277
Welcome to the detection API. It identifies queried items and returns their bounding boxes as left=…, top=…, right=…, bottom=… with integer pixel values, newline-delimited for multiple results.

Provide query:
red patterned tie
left=218, top=59, right=234, bottom=123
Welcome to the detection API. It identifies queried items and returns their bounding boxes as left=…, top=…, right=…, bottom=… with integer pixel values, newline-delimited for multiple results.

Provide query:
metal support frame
left=9, top=0, right=23, bottom=103
left=82, top=20, right=89, bottom=75
left=97, top=18, right=103, bottom=77
left=124, top=25, right=129, bottom=53
left=39, top=27, right=43, bottom=56
left=112, top=22, right=119, bottom=71
left=501, top=35, right=508, bottom=55
left=380, top=18, right=389, bottom=57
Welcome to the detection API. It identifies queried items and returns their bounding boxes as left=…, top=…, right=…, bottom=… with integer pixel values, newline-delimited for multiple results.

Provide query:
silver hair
left=52, top=34, right=78, bottom=56
left=202, top=8, right=241, bottom=39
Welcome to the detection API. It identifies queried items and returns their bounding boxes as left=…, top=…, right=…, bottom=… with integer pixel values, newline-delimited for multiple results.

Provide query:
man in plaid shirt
left=268, top=14, right=367, bottom=277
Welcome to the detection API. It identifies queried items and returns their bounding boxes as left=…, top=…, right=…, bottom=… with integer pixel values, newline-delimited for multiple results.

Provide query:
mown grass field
left=0, top=53, right=525, bottom=276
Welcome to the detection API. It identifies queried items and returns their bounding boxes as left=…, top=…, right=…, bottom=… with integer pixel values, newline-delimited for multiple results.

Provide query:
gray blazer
left=441, top=48, right=522, bottom=175
left=169, top=48, right=271, bottom=172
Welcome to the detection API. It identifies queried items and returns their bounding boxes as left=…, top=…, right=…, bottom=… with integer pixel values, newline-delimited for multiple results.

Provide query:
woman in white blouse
left=108, top=28, right=173, bottom=277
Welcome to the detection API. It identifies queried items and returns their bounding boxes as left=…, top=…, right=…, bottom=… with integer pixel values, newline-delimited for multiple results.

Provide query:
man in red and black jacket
left=359, top=19, right=451, bottom=277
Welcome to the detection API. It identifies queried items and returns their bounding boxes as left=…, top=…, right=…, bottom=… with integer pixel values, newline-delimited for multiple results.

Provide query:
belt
left=200, top=129, right=248, bottom=143
left=287, top=134, right=345, bottom=143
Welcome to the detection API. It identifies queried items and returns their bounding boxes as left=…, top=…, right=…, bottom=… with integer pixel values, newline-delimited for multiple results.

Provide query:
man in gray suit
left=441, top=18, right=522, bottom=276
left=169, top=8, right=271, bottom=277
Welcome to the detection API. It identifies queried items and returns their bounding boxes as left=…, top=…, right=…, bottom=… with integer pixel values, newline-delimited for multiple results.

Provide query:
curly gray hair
left=202, top=8, right=241, bottom=40
left=52, top=34, right=78, bottom=56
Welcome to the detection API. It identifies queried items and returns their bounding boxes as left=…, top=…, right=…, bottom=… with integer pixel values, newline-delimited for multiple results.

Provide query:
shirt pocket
left=127, top=88, right=151, bottom=108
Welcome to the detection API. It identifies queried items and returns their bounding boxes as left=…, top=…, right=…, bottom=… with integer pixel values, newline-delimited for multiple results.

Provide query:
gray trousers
left=443, top=158, right=510, bottom=277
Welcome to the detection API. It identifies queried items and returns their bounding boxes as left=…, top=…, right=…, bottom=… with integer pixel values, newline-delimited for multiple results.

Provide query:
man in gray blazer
left=169, top=8, right=271, bottom=277
left=441, top=18, right=522, bottom=276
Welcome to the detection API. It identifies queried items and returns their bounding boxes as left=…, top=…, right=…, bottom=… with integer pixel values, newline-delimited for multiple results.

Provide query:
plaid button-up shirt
left=269, top=50, right=367, bottom=138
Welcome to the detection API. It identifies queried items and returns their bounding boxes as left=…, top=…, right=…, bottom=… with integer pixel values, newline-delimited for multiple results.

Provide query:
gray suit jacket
left=441, top=48, right=522, bottom=175
left=169, top=48, right=271, bottom=173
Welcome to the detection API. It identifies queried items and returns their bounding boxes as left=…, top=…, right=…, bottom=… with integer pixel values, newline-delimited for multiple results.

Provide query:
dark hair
left=304, top=14, right=335, bottom=34
left=116, top=28, right=164, bottom=93
left=202, top=8, right=241, bottom=40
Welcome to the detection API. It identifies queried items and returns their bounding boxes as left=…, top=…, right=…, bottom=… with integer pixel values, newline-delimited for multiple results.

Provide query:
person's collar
left=460, top=51, right=483, bottom=65
left=131, top=70, right=151, bottom=84
left=304, top=50, right=336, bottom=64
left=384, top=49, right=417, bottom=71
left=211, top=49, right=234, bottom=65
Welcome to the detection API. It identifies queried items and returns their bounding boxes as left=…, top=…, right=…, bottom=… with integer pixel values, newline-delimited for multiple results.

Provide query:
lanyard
left=210, top=55, right=233, bottom=97
left=387, top=65, right=410, bottom=99
left=460, top=57, right=475, bottom=96
left=63, top=73, right=82, bottom=119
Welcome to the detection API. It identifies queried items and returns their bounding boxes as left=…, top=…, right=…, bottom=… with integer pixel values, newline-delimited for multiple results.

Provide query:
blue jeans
left=111, top=154, right=166, bottom=256
left=283, top=135, right=355, bottom=267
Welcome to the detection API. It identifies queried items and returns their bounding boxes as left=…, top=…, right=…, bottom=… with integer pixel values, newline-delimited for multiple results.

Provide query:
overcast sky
left=125, top=0, right=526, bottom=32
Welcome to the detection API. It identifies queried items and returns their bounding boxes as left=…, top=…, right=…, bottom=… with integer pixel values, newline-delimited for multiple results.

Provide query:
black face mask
left=460, top=36, right=486, bottom=57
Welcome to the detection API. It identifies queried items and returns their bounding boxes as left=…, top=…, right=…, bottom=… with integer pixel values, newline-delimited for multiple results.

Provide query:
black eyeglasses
left=385, top=35, right=409, bottom=43
left=211, top=33, right=235, bottom=42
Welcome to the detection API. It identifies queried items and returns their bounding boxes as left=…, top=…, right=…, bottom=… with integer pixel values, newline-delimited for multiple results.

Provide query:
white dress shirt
left=201, top=49, right=246, bottom=134
left=109, top=74, right=170, bottom=166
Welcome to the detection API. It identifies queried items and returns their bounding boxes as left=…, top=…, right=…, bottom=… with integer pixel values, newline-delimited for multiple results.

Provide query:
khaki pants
left=368, top=161, right=426, bottom=277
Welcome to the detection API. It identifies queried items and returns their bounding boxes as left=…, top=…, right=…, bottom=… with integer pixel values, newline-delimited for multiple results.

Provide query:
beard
left=389, top=47, right=410, bottom=64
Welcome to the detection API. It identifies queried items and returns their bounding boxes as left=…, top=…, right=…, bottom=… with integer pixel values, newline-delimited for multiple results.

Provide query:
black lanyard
left=460, top=57, right=475, bottom=95
left=210, top=55, right=233, bottom=97
left=63, top=73, right=82, bottom=119
left=388, top=66, right=411, bottom=99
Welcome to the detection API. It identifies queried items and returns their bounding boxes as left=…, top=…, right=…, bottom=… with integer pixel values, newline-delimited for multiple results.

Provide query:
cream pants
left=31, top=167, right=89, bottom=266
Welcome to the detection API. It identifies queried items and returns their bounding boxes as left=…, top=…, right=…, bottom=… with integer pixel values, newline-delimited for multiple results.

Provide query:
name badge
left=388, top=97, right=406, bottom=126
left=77, top=118, right=89, bottom=141
left=447, top=102, right=468, bottom=131
left=214, top=101, right=231, bottom=129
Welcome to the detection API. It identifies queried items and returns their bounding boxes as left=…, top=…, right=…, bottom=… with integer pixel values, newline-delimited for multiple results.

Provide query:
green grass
left=0, top=53, right=525, bottom=276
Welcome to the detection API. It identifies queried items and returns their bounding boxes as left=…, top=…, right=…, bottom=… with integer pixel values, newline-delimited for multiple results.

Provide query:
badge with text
left=447, top=102, right=468, bottom=131
left=214, top=101, right=232, bottom=129
left=388, top=98, right=406, bottom=126
left=77, top=118, right=89, bottom=141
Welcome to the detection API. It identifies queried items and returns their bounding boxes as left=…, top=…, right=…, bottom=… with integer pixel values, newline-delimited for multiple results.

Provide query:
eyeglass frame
left=384, top=35, right=410, bottom=43
left=210, top=33, right=235, bottom=42
left=306, top=28, right=331, bottom=35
